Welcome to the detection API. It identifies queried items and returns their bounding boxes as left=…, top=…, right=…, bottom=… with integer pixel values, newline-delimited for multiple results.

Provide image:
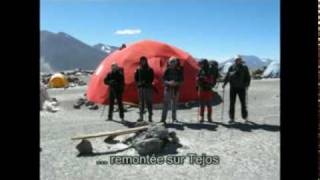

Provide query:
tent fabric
left=262, top=61, right=280, bottom=78
left=48, top=73, right=68, bottom=88
left=87, top=39, right=200, bottom=105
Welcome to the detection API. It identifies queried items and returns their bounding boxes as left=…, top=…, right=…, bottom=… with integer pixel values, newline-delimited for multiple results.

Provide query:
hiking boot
left=199, top=116, right=204, bottom=123
left=148, top=116, right=153, bottom=122
left=73, top=104, right=81, bottom=109
left=208, top=117, right=213, bottom=122
left=228, top=119, right=235, bottom=124
left=137, top=118, right=143, bottom=122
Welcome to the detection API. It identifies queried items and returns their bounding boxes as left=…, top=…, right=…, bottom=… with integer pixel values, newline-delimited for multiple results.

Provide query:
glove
left=166, top=80, right=175, bottom=86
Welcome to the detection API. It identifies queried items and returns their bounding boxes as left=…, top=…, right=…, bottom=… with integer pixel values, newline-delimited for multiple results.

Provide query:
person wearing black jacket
left=104, top=63, right=125, bottom=121
left=161, top=57, right=184, bottom=124
left=222, top=56, right=251, bottom=123
left=134, top=56, right=154, bottom=122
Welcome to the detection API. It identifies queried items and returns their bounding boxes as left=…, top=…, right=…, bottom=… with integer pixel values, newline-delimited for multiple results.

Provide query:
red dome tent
left=86, top=40, right=200, bottom=105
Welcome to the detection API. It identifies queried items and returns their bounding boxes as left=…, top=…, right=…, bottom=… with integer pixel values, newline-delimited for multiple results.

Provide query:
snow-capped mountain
left=93, top=43, right=118, bottom=54
left=262, top=61, right=280, bottom=78
left=261, top=58, right=273, bottom=65
left=220, top=62, right=233, bottom=74
left=40, top=30, right=107, bottom=72
left=219, top=55, right=275, bottom=74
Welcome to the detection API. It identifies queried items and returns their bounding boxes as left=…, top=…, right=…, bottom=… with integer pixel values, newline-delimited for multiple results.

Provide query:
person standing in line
left=104, top=63, right=125, bottom=121
left=161, top=57, right=184, bottom=124
left=222, top=56, right=251, bottom=123
left=197, top=59, right=215, bottom=123
left=134, top=56, right=154, bottom=122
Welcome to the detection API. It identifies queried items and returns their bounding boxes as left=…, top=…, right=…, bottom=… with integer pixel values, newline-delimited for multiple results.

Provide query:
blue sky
left=40, top=0, right=280, bottom=62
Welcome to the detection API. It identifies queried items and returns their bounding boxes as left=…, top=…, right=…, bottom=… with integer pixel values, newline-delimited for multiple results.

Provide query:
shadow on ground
left=164, top=121, right=218, bottom=131
left=106, top=119, right=137, bottom=128
left=106, top=118, right=279, bottom=133
left=210, top=121, right=280, bottom=132
left=183, top=122, right=218, bottom=131
left=77, top=146, right=132, bottom=157
left=77, top=142, right=183, bottom=157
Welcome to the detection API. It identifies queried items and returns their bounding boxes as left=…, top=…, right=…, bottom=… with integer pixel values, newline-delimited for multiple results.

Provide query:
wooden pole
left=123, top=101, right=139, bottom=107
left=71, top=125, right=149, bottom=140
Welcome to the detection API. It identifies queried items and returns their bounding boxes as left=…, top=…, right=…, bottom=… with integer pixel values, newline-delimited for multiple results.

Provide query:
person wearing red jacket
left=197, top=59, right=215, bottom=122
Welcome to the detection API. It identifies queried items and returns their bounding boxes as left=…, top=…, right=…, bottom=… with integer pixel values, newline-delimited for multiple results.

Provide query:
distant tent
left=262, top=61, right=280, bottom=78
left=86, top=39, right=200, bottom=104
left=48, top=73, right=68, bottom=88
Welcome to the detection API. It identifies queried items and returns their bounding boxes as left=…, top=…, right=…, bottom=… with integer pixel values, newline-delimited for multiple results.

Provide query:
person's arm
left=120, top=70, right=125, bottom=86
left=150, top=68, right=154, bottom=84
left=119, top=71, right=125, bottom=93
left=104, top=73, right=112, bottom=85
left=196, top=71, right=201, bottom=90
left=211, top=71, right=217, bottom=87
left=176, top=67, right=184, bottom=86
left=179, top=67, right=184, bottom=84
left=217, top=70, right=221, bottom=80
left=244, top=66, right=251, bottom=88
left=134, top=69, right=139, bottom=83
left=163, top=69, right=171, bottom=86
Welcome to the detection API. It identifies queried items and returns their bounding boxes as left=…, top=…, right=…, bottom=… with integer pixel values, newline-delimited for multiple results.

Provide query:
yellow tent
left=48, top=73, right=68, bottom=88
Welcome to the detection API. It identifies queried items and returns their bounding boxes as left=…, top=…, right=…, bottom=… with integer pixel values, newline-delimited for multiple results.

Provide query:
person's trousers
left=108, top=91, right=124, bottom=119
left=161, top=88, right=179, bottom=121
left=200, top=101, right=212, bottom=119
left=138, top=87, right=153, bottom=120
left=229, top=87, right=248, bottom=120
left=199, top=90, right=213, bottom=118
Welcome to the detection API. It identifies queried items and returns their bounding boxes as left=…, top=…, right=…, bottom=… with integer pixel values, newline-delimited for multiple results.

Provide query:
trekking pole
left=100, top=103, right=106, bottom=117
left=170, top=87, right=173, bottom=123
left=143, top=88, right=146, bottom=122
left=221, top=87, right=225, bottom=121
left=245, top=87, right=249, bottom=121
left=197, top=87, right=200, bottom=122
left=215, top=80, right=219, bottom=90
left=100, top=92, right=108, bottom=118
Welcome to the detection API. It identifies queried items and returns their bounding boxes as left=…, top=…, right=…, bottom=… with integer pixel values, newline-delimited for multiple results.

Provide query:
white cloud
left=114, top=29, right=142, bottom=35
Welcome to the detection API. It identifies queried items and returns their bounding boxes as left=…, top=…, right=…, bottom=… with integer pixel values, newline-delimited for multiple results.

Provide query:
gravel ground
left=40, top=79, right=280, bottom=180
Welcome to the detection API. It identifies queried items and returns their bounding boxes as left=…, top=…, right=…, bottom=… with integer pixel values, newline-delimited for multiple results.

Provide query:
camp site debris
left=72, top=123, right=181, bottom=156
